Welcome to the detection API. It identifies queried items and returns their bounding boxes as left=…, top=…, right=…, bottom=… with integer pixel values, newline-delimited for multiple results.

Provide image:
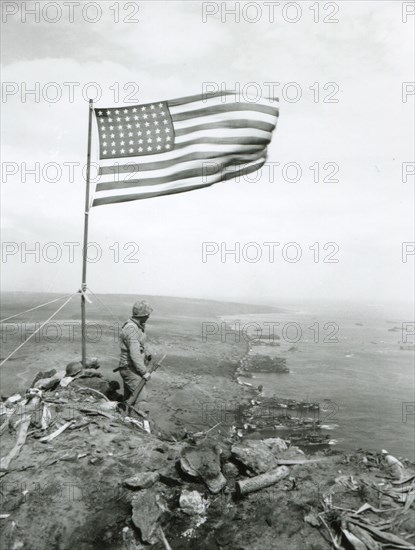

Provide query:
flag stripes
left=92, top=91, right=278, bottom=207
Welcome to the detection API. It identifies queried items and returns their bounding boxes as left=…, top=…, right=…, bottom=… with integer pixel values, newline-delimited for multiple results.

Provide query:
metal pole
left=81, top=99, right=94, bottom=367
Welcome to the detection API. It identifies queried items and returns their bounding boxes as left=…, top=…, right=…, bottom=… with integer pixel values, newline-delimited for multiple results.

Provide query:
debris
left=180, top=442, right=227, bottom=494
left=335, top=474, right=360, bottom=491
left=347, top=523, right=381, bottom=550
left=39, top=421, right=73, bottom=443
left=179, top=489, right=207, bottom=516
left=0, top=414, right=31, bottom=471
left=304, top=512, right=320, bottom=527
left=124, top=472, right=160, bottom=490
left=340, top=525, right=368, bottom=550
left=159, top=526, right=173, bottom=550
left=131, top=489, right=163, bottom=544
left=41, top=404, right=52, bottom=430
left=382, top=449, right=407, bottom=480
left=348, top=518, right=415, bottom=549
left=34, top=372, right=64, bottom=391
left=236, top=465, right=290, bottom=496
left=5, top=394, right=23, bottom=406
left=59, top=376, right=74, bottom=388
left=0, top=514, right=10, bottom=519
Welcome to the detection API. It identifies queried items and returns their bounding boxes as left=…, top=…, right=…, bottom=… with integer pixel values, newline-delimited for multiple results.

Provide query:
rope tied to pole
left=0, top=293, right=76, bottom=367
left=0, top=293, right=74, bottom=323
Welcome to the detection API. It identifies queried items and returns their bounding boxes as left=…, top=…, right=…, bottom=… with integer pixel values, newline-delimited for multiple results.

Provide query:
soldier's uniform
left=117, top=300, right=153, bottom=405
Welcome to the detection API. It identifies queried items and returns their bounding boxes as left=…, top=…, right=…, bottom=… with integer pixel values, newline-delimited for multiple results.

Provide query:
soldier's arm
left=125, top=326, right=147, bottom=376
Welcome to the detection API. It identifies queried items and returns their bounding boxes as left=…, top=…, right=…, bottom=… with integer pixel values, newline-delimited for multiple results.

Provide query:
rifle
left=128, top=353, right=167, bottom=408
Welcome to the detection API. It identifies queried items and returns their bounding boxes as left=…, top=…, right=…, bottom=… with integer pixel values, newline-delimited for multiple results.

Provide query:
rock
left=131, top=489, right=163, bottom=544
left=180, top=441, right=227, bottom=494
left=231, top=440, right=278, bottom=474
left=223, top=462, right=240, bottom=478
left=124, top=472, right=159, bottom=490
left=263, top=438, right=288, bottom=455
left=159, top=462, right=184, bottom=486
left=277, top=446, right=305, bottom=460
left=179, top=489, right=207, bottom=516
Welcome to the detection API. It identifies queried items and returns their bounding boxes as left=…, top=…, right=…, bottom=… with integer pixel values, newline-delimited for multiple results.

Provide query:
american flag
left=92, top=91, right=279, bottom=207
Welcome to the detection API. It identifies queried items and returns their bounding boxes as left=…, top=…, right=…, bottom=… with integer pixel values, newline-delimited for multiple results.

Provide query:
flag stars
left=98, top=101, right=173, bottom=158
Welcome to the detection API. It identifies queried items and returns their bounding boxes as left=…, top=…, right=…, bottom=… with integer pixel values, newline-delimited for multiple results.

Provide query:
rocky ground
left=1, top=296, right=414, bottom=549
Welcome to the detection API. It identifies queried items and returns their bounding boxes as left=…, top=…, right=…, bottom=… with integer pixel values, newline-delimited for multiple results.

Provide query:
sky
left=1, top=0, right=414, bottom=309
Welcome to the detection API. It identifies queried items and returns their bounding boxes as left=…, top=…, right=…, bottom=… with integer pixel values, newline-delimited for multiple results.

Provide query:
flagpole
left=81, top=98, right=94, bottom=367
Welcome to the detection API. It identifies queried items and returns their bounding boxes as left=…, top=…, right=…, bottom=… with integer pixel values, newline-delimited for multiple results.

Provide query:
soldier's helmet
left=65, top=361, right=83, bottom=377
left=132, top=300, right=153, bottom=317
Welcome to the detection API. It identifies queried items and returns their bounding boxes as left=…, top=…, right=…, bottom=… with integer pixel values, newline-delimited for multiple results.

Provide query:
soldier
left=115, top=300, right=153, bottom=408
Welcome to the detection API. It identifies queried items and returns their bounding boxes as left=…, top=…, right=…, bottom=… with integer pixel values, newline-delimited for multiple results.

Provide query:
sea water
left=222, top=302, right=415, bottom=460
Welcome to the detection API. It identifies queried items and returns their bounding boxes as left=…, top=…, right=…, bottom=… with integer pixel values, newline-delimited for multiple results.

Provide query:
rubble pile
left=1, top=361, right=414, bottom=550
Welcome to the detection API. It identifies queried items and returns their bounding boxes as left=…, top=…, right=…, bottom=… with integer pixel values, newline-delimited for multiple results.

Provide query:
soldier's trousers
left=118, top=365, right=148, bottom=406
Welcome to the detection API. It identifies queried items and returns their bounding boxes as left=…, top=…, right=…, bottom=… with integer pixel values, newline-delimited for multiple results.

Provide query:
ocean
left=221, top=303, right=415, bottom=460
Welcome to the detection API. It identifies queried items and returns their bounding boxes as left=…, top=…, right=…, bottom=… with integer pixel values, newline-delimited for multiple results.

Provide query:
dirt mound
left=1, top=372, right=414, bottom=550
